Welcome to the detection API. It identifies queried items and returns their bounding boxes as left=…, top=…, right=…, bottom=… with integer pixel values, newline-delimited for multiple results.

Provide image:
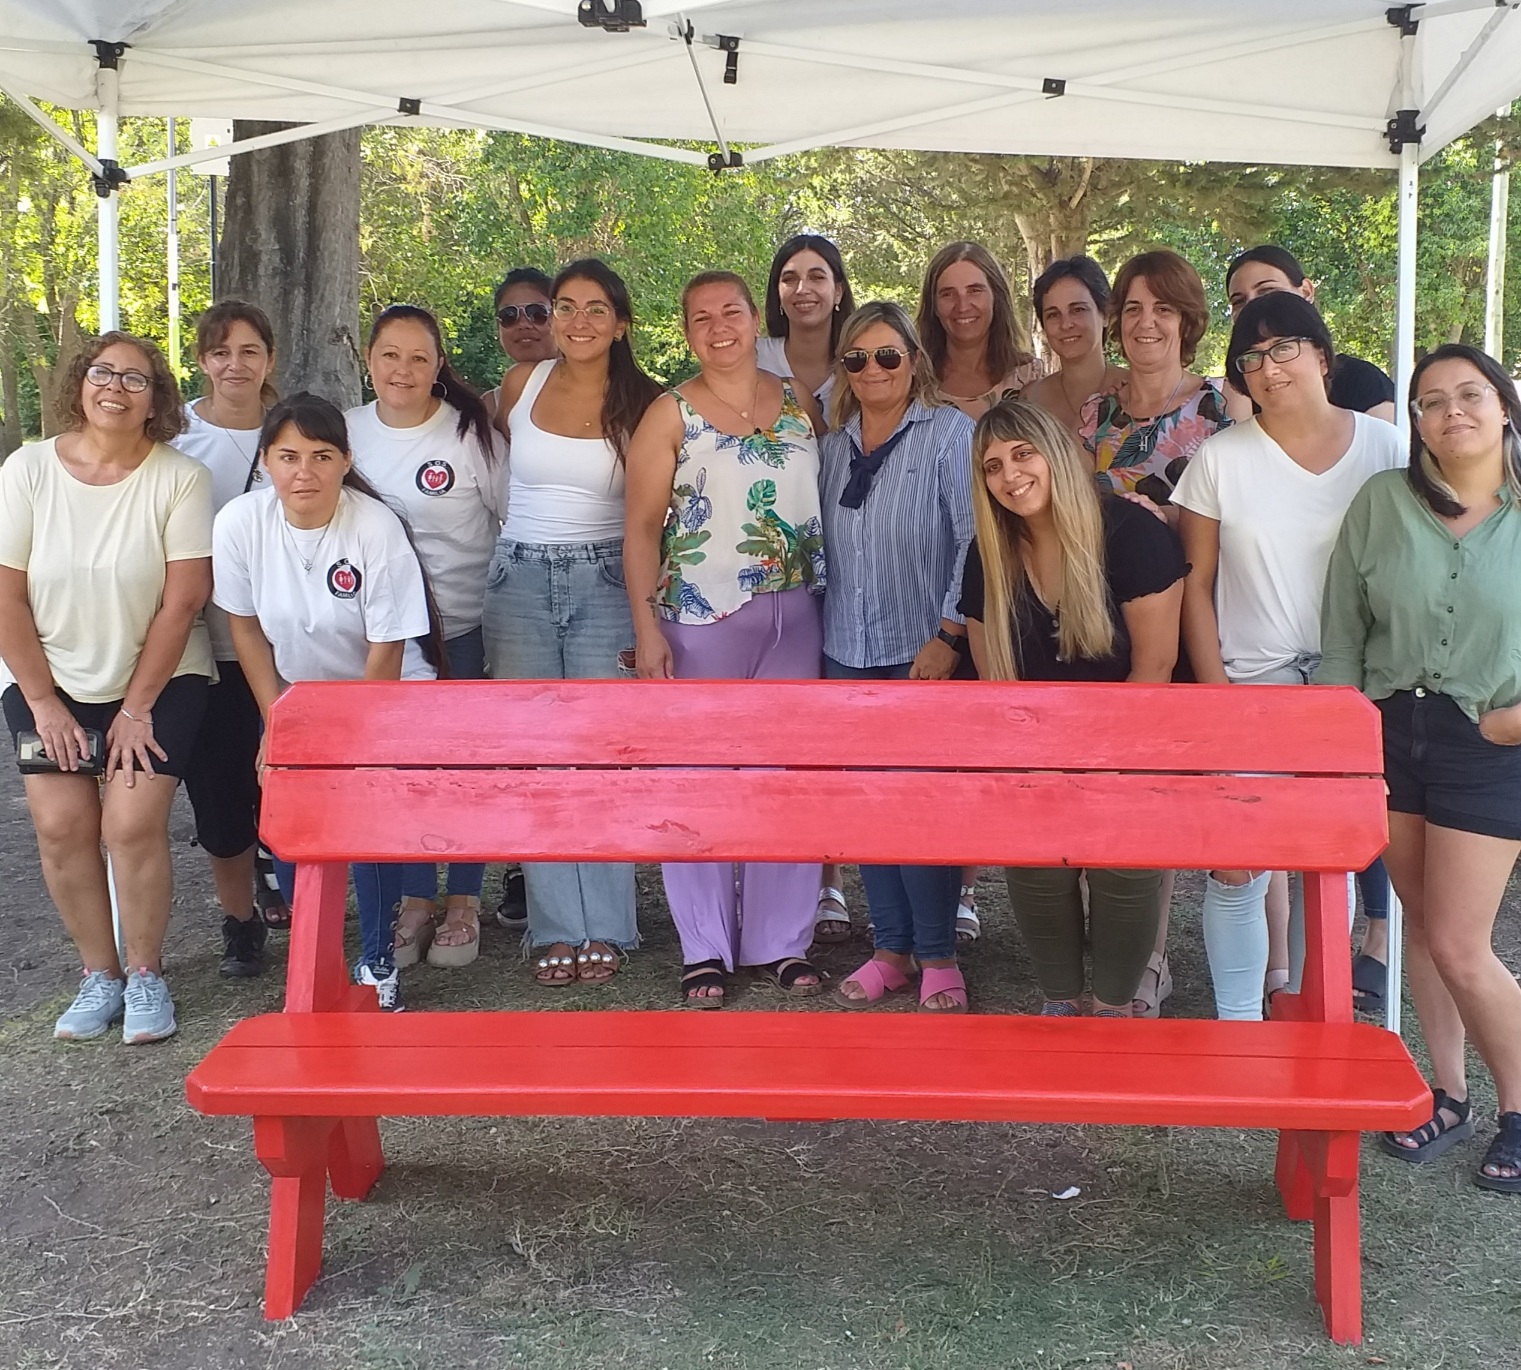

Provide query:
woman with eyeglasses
left=819, top=302, right=975, bottom=1011
left=0, top=333, right=213, bottom=1044
left=485, top=259, right=663, bottom=986
left=482, top=267, right=558, bottom=421
left=1318, top=343, right=1521, bottom=1194
left=624, top=269, right=827, bottom=1008
left=347, top=304, right=504, bottom=970
left=1172, top=293, right=1402, bottom=1022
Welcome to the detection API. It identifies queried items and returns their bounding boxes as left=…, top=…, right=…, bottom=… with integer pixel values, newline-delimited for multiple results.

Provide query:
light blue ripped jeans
left=1202, top=654, right=1354, bottom=1019
left=480, top=538, right=639, bottom=953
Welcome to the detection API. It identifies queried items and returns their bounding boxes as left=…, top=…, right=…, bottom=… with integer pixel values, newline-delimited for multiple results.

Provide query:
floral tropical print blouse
left=658, top=382, right=826, bottom=625
left=1079, top=377, right=1232, bottom=495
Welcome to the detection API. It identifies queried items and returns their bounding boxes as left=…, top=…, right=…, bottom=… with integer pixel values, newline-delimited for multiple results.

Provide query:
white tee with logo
left=345, top=400, right=505, bottom=639
left=212, top=485, right=435, bottom=684
left=173, top=400, right=268, bottom=660
left=1171, top=411, right=1405, bottom=680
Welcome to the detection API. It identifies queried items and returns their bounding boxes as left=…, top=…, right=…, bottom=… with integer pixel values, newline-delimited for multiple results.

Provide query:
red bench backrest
left=258, top=681, right=1386, bottom=872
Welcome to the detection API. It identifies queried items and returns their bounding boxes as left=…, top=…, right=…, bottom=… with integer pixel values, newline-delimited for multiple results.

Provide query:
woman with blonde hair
left=819, top=300, right=975, bottom=1010
left=960, top=400, right=1186, bottom=1015
left=917, top=241, right=1044, bottom=421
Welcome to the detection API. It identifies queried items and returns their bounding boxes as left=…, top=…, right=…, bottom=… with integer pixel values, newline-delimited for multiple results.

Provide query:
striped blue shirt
left=819, top=400, right=975, bottom=669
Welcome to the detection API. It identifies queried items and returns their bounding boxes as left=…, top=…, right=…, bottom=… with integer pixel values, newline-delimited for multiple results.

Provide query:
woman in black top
left=961, top=399, right=1186, bottom=1015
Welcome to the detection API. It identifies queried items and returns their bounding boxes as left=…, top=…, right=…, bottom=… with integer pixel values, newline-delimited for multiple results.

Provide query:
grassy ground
left=0, top=773, right=1518, bottom=1370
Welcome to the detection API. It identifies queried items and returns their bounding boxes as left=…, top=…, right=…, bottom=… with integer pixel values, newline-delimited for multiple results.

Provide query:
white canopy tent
left=5, top=0, right=1521, bottom=1032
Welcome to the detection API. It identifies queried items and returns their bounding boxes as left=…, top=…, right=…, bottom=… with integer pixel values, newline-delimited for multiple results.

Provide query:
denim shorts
left=1378, top=688, right=1521, bottom=840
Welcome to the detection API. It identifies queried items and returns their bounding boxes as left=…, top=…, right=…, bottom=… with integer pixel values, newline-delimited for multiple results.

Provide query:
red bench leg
left=1274, top=1129, right=1315, bottom=1222
left=328, top=1118, right=385, bottom=1200
left=255, top=1117, right=334, bottom=1319
left=1304, top=1130, right=1363, bottom=1345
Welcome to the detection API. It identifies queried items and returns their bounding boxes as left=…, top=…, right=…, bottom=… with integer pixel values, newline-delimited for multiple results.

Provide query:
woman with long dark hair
left=484, top=258, right=663, bottom=986
left=1319, top=343, right=1521, bottom=1192
left=213, top=393, right=444, bottom=1010
left=758, top=234, right=855, bottom=409
left=348, top=304, right=503, bottom=971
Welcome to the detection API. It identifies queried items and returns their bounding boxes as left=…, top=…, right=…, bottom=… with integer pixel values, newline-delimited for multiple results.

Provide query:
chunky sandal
left=1131, top=951, right=1172, bottom=1018
left=1351, top=953, right=1387, bottom=1014
left=1476, top=1111, right=1521, bottom=1194
left=575, top=941, right=621, bottom=985
left=426, top=896, right=481, bottom=968
left=392, top=898, right=438, bottom=969
left=836, top=956, right=911, bottom=1007
left=680, top=958, right=726, bottom=1008
left=919, top=964, right=968, bottom=1013
left=954, top=884, right=981, bottom=943
left=758, top=957, right=825, bottom=997
left=813, top=886, right=852, bottom=944
left=1380, top=1087, right=1474, bottom=1163
left=533, top=942, right=578, bottom=987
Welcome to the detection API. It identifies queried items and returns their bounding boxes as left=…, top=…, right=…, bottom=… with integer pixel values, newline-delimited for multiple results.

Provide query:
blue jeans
left=272, top=858, right=404, bottom=972
left=401, top=625, right=487, bottom=902
left=481, top=538, right=638, bottom=949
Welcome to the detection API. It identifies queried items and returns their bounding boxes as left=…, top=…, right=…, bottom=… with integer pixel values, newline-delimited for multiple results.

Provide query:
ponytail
left=368, top=304, right=497, bottom=466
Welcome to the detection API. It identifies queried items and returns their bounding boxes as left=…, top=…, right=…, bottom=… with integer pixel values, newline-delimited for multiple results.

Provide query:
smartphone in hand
left=17, top=728, right=106, bottom=777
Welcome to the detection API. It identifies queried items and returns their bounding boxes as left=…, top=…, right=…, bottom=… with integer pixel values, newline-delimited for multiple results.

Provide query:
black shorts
left=3, top=673, right=209, bottom=780
left=183, top=659, right=262, bottom=858
left=1378, top=688, right=1521, bottom=840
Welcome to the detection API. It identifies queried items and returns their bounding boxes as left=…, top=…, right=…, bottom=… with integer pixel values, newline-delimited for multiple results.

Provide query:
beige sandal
left=1131, top=951, right=1173, bottom=1018
left=392, top=897, right=437, bottom=968
left=426, top=896, right=481, bottom=969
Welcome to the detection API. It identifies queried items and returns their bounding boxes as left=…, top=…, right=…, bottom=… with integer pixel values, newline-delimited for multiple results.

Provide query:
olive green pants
left=1003, top=867, right=1162, bottom=1006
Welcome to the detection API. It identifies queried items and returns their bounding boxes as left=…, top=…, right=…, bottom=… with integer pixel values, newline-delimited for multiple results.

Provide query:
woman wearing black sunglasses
left=483, top=267, right=557, bottom=421
left=819, top=301, right=976, bottom=1012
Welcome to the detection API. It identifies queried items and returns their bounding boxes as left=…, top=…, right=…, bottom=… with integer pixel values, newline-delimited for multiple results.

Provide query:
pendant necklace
left=284, top=504, right=337, bottom=574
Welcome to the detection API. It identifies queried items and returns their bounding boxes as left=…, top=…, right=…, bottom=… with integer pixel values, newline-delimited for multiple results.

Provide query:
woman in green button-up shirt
left=1318, top=343, right=1521, bottom=1193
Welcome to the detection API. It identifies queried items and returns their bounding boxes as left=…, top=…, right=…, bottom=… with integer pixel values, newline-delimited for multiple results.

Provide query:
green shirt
left=1316, top=468, right=1521, bottom=721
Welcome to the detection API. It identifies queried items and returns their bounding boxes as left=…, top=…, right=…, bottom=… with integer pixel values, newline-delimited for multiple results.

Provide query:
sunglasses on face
left=841, top=346, right=912, bottom=374
left=85, top=364, right=151, bottom=394
left=497, top=303, right=551, bottom=327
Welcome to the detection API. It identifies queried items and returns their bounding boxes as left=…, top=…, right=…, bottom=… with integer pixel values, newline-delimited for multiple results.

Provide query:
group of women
left=2, top=232, right=1516, bottom=1193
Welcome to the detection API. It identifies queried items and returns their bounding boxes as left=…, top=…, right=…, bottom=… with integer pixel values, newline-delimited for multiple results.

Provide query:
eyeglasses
left=1235, top=337, right=1312, bottom=375
left=84, top=364, right=151, bottom=394
left=1411, top=384, right=1498, bottom=419
left=497, top=302, right=551, bottom=327
left=841, top=347, right=912, bottom=374
left=551, top=300, right=614, bottom=321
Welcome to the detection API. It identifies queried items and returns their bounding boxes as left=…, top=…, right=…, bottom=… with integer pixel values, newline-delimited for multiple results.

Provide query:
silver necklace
left=283, top=505, right=338, bottom=574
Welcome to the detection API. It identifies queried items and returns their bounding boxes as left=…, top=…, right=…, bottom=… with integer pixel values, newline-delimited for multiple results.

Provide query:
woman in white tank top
left=482, top=259, right=663, bottom=987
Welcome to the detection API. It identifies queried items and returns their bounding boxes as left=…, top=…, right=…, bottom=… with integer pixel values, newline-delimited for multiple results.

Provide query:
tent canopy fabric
left=0, top=0, right=1518, bottom=174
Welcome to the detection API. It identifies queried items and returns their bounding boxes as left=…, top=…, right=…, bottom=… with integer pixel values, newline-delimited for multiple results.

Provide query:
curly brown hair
left=55, top=331, right=186, bottom=444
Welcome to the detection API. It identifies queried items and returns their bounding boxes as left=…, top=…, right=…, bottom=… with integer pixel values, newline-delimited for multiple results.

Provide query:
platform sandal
left=392, top=897, right=437, bottom=969
left=680, top=958, right=727, bottom=1008
left=1476, top=1111, right=1521, bottom=1194
left=954, top=884, right=981, bottom=943
left=426, top=896, right=480, bottom=968
left=1131, top=951, right=1172, bottom=1018
left=1379, top=1087, right=1473, bottom=1163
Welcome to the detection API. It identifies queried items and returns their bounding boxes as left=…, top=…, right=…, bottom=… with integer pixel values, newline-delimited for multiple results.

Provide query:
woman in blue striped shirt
left=820, top=301, right=976, bottom=1012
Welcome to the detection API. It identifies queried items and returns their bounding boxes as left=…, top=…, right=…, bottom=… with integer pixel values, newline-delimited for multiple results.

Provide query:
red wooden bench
left=186, top=680, right=1427, bottom=1343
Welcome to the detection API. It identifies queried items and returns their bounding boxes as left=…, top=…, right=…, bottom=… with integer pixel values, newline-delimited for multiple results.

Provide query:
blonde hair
left=827, top=300, right=944, bottom=431
left=969, top=400, right=1114, bottom=680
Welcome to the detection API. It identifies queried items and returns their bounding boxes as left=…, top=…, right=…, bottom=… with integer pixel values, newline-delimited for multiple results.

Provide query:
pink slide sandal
left=918, top=964, right=968, bottom=1013
left=836, top=957, right=911, bottom=1007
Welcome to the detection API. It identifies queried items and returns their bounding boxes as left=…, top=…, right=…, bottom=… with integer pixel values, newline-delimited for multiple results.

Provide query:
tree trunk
left=220, top=123, right=362, bottom=405
left=1, top=349, right=20, bottom=455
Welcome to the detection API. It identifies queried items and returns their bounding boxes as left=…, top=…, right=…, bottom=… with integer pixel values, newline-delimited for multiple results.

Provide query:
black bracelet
left=936, top=628, right=967, bottom=652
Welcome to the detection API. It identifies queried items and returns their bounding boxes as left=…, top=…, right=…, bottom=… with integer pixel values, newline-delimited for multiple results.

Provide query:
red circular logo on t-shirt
left=326, top=558, right=361, bottom=599
left=416, top=459, right=455, bottom=495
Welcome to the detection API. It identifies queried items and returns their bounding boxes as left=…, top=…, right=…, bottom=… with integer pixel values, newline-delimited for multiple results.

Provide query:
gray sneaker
left=54, top=970, right=126, bottom=1041
left=122, top=968, right=178, bottom=1044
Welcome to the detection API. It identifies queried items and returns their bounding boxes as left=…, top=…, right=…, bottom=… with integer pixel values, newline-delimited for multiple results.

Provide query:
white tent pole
left=126, top=107, right=395, bottom=178
left=1486, top=126, right=1510, bottom=360
left=0, top=78, right=105, bottom=174
left=166, top=117, right=181, bottom=377
left=95, top=62, right=120, bottom=333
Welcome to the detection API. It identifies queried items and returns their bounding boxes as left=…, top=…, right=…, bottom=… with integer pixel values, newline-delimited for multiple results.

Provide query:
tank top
left=502, top=360, right=625, bottom=543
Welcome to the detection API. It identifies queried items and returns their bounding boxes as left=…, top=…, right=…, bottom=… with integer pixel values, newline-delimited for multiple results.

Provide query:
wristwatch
left=936, top=628, right=967, bottom=652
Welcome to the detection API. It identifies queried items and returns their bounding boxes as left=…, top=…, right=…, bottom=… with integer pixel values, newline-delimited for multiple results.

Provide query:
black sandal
left=1476, top=1111, right=1521, bottom=1194
left=1350, top=953, right=1386, bottom=1014
left=1380, top=1088, right=1474, bottom=1163
left=758, top=957, right=826, bottom=997
left=680, top=959, right=726, bottom=1010
left=254, top=850, right=292, bottom=930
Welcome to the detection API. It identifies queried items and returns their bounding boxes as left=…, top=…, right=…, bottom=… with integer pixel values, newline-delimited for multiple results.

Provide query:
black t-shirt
left=958, top=496, right=1187, bottom=682
left=1329, top=354, right=1395, bottom=414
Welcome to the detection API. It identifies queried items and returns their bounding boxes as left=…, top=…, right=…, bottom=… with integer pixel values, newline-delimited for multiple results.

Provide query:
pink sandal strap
left=839, top=957, right=911, bottom=1003
left=919, top=965, right=968, bottom=1011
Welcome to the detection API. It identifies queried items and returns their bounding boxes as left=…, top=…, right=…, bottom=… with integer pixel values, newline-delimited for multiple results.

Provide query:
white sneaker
left=122, top=968, right=178, bottom=1044
left=54, top=970, right=126, bottom=1041
left=355, top=962, right=404, bottom=1012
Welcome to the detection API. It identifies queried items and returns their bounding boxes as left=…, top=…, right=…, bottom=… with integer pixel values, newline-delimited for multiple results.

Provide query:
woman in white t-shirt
left=757, top=234, right=854, bottom=417
left=348, top=305, right=505, bottom=971
left=1172, top=293, right=1404, bottom=1021
left=0, top=332, right=213, bottom=1045
left=174, top=299, right=282, bottom=977
left=484, top=258, right=663, bottom=986
left=213, top=393, right=442, bottom=1011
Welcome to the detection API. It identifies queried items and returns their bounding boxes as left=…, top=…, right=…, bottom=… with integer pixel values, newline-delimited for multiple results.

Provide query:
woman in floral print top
left=623, top=269, right=828, bottom=1010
